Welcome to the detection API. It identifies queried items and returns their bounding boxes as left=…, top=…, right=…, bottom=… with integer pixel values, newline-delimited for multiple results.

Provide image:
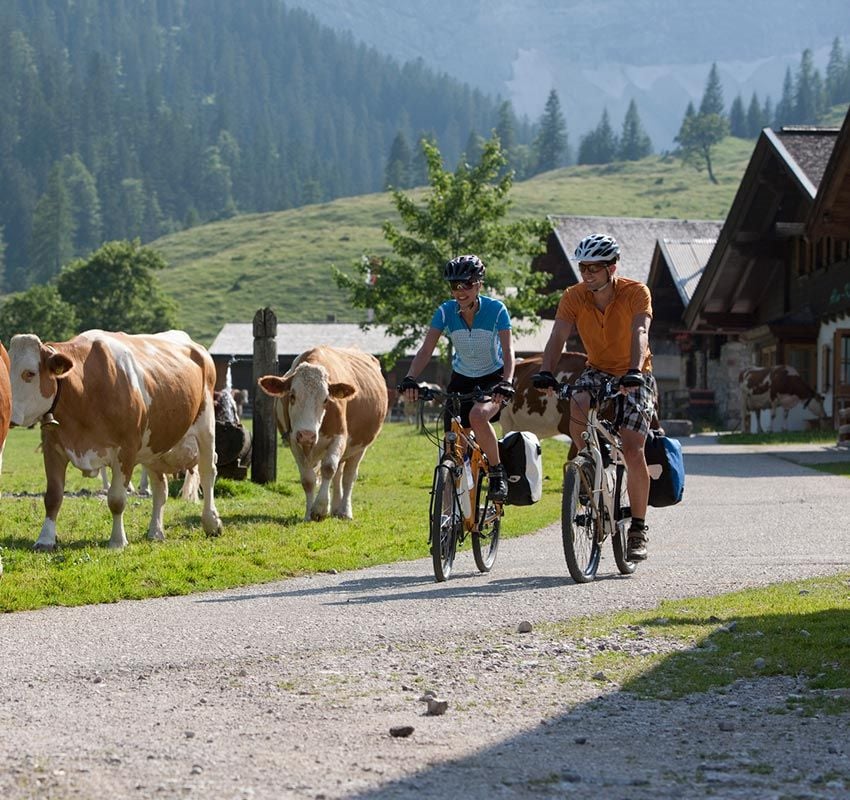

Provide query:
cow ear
left=328, top=382, right=356, bottom=400
left=46, top=351, right=74, bottom=378
left=257, top=375, right=291, bottom=397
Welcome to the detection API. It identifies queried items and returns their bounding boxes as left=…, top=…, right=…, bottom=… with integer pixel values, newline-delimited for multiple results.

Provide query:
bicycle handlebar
left=556, top=378, right=622, bottom=404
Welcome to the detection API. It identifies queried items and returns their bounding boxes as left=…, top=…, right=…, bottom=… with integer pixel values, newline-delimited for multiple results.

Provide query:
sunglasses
left=449, top=279, right=479, bottom=291
left=578, top=262, right=611, bottom=274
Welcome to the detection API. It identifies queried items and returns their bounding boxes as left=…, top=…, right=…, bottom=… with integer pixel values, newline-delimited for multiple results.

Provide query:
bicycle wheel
left=611, top=463, right=637, bottom=575
left=430, top=460, right=461, bottom=582
left=472, top=469, right=501, bottom=572
left=562, top=455, right=601, bottom=583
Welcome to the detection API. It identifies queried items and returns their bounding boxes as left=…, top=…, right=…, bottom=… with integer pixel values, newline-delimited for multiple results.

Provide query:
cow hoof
left=32, top=542, right=57, bottom=553
left=310, top=511, right=327, bottom=522
left=204, top=520, right=223, bottom=538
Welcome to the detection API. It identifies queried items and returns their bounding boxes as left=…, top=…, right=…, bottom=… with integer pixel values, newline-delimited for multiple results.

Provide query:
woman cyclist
left=398, top=255, right=515, bottom=501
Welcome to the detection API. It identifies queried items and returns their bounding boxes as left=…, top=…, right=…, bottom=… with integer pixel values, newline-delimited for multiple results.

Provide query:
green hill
left=154, top=137, right=755, bottom=346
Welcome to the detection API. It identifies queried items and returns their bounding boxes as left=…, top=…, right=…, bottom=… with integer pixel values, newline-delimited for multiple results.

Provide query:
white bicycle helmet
left=574, top=234, right=620, bottom=263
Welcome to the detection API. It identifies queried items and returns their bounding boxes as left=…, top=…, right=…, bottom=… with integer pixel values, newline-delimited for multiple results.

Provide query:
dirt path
left=1, top=438, right=848, bottom=799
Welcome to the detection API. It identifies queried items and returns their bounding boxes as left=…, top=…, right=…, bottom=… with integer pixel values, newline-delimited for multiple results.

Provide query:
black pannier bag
left=644, top=429, right=685, bottom=507
left=497, top=431, right=543, bottom=506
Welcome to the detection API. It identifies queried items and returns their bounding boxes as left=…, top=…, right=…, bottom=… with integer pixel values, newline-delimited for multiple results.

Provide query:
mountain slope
left=154, top=138, right=754, bottom=345
left=287, top=0, right=850, bottom=149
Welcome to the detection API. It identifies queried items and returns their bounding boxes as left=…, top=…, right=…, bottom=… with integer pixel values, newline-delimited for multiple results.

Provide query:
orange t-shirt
left=555, top=276, right=653, bottom=375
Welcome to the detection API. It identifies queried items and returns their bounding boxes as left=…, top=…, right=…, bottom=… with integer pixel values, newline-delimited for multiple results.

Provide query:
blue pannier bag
left=644, top=430, right=685, bottom=507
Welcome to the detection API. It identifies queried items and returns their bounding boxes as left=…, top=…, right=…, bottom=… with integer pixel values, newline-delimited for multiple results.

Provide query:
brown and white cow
left=739, top=365, right=827, bottom=433
left=0, top=342, right=10, bottom=576
left=258, top=346, right=387, bottom=521
left=8, top=330, right=222, bottom=551
left=500, top=352, right=588, bottom=441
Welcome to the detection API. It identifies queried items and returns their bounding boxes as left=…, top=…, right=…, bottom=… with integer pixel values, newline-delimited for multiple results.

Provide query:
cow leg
left=334, top=450, right=366, bottom=519
left=146, top=470, right=168, bottom=541
left=35, top=433, right=69, bottom=552
left=196, top=405, right=222, bottom=537
left=106, top=469, right=130, bottom=549
left=311, top=457, right=340, bottom=520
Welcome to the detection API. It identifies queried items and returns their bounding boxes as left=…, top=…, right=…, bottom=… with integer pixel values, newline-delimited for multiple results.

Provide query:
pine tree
left=729, top=95, right=747, bottom=138
left=578, top=108, right=617, bottom=165
left=30, top=164, right=75, bottom=285
left=775, top=67, right=794, bottom=127
left=794, top=49, right=823, bottom=124
left=618, top=100, right=652, bottom=161
left=746, top=93, right=766, bottom=138
left=385, top=131, right=412, bottom=190
left=531, top=89, right=569, bottom=174
left=825, top=38, right=847, bottom=105
left=699, top=63, right=725, bottom=116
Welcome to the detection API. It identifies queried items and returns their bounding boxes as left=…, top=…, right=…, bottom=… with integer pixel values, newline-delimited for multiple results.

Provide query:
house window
left=758, top=345, right=777, bottom=368
left=836, top=331, right=850, bottom=389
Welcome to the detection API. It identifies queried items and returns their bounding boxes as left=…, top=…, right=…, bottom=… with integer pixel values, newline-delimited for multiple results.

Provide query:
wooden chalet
left=683, top=108, right=850, bottom=430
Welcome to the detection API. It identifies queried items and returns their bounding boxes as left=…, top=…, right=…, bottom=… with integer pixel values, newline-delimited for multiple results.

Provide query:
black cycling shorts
left=444, top=369, right=504, bottom=430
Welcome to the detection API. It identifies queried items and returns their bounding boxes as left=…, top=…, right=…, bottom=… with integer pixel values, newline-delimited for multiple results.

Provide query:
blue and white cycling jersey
left=430, top=295, right=511, bottom=378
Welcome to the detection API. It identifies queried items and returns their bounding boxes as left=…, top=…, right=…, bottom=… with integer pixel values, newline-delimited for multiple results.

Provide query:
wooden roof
left=684, top=125, right=840, bottom=333
left=808, top=105, right=850, bottom=239
left=548, top=215, right=723, bottom=284
left=646, top=238, right=718, bottom=311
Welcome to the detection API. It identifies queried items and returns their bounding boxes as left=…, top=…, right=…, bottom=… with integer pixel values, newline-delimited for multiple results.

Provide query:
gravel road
left=1, top=437, right=849, bottom=799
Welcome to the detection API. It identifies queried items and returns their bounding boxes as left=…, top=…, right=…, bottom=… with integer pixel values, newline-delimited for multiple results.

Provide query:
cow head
left=8, top=334, right=74, bottom=428
left=258, top=363, right=356, bottom=453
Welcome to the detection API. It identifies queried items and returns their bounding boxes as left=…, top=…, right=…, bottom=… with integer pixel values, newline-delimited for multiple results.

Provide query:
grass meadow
left=0, top=422, right=566, bottom=613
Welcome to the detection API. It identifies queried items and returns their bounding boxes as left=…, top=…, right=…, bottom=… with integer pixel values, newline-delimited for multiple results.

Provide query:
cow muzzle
left=295, top=429, right=317, bottom=450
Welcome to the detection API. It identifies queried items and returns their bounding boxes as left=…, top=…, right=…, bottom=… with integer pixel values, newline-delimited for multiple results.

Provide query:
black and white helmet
left=574, top=234, right=620, bottom=263
left=444, top=254, right=485, bottom=282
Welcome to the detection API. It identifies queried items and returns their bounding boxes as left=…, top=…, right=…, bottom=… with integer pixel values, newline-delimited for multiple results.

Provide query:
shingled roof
left=776, top=126, right=841, bottom=191
left=209, top=320, right=556, bottom=359
left=548, top=215, right=724, bottom=283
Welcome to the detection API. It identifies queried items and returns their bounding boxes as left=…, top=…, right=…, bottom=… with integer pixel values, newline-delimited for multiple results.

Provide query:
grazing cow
left=0, top=342, right=10, bottom=576
left=0, top=342, right=11, bottom=475
left=739, top=365, right=827, bottom=433
left=398, top=381, right=441, bottom=427
left=258, top=346, right=387, bottom=521
left=8, top=330, right=222, bottom=551
left=500, top=352, right=588, bottom=440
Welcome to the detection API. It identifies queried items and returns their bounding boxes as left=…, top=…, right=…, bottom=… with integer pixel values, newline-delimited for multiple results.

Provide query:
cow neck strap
left=41, top=380, right=62, bottom=428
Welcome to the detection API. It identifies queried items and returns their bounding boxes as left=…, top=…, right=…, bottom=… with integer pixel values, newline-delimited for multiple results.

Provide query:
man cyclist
left=532, top=234, right=657, bottom=561
left=398, top=255, right=515, bottom=501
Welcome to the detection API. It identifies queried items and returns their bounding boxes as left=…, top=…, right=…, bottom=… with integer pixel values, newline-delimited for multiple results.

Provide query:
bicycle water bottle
left=458, top=453, right=473, bottom=518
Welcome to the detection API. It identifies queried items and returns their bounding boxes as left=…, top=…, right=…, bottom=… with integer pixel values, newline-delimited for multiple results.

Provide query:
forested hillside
left=0, top=0, right=507, bottom=291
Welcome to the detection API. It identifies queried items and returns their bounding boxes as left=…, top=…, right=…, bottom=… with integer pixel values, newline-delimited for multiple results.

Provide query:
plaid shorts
left=573, top=367, right=658, bottom=437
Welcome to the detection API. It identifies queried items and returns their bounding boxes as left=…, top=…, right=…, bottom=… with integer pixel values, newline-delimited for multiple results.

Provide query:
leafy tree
left=333, top=135, right=554, bottom=367
left=699, top=63, right=725, bottom=116
left=462, top=130, right=485, bottom=169
left=675, top=112, right=729, bottom=185
left=0, top=284, right=78, bottom=344
left=55, top=239, right=177, bottom=334
left=729, top=95, right=747, bottom=138
left=577, top=108, right=617, bottom=165
left=385, top=131, right=412, bottom=189
left=531, top=89, right=569, bottom=174
left=618, top=100, right=652, bottom=161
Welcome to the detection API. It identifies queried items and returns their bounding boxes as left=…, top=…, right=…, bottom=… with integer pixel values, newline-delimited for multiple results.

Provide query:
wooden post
left=251, top=307, right=278, bottom=484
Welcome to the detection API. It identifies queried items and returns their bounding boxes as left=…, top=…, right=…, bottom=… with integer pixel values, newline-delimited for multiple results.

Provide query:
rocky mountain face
left=287, top=0, right=850, bottom=149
